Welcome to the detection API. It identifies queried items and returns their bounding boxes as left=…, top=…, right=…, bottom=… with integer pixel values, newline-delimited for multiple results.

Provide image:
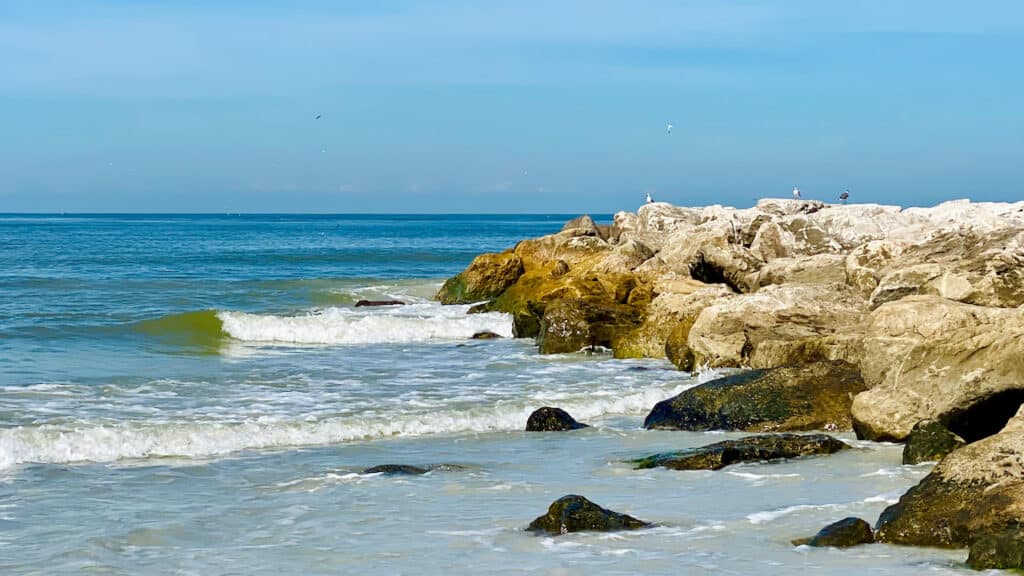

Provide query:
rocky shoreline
left=439, top=198, right=1024, bottom=570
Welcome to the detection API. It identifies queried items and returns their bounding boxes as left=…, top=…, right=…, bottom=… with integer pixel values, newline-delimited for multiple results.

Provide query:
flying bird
left=666, top=122, right=673, bottom=134
left=840, top=190, right=850, bottom=204
left=792, top=186, right=801, bottom=199
left=315, top=114, right=322, bottom=120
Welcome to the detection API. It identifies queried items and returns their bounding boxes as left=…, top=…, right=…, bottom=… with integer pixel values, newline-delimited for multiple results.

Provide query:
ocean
left=0, top=214, right=967, bottom=574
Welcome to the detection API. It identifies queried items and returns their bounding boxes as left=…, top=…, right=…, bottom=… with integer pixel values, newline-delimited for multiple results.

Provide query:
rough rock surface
left=968, top=529, right=1024, bottom=570
left=525, top=407, right=589, bottom=431
left=852, top=296, right=1024, bottom=441
left=685, top=284, right=867, bottom=369
left=470, top=330, right=502, bottom=340
left=874, top=405, right=1024, bottom=548
left=792, top=517, right=875, bottom=548
left=436, top=252, right=524, bottom=304
left=527, top=495, right=649, bottom=535
left=644, top=361, right=867, bottom=432
left=536, top=297, right=641, bottom=354
left=902, top=420, right=966, bottom=465
left=632, top=433, right=848, bottom=471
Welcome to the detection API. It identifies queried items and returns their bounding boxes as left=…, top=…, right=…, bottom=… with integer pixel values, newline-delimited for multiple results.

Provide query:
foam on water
left=0, top=381, right=684, bottom=470
left=218, top=303, right=512, bottom=345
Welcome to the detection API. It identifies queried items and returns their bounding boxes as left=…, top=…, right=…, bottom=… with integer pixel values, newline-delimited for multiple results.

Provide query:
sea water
left=0, top=215, right=969, bottom=574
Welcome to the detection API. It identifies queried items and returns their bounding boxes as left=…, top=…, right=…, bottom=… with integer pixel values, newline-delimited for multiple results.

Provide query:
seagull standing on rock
left=792, top=186, right=801, bottom=199
left=840, top=190, right=850, bottom=204
left=645, top=192, right=654, bottom=204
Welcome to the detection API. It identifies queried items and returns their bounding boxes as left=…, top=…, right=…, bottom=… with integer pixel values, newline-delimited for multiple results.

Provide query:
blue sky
left=1, top=1, right=1022, bottom=213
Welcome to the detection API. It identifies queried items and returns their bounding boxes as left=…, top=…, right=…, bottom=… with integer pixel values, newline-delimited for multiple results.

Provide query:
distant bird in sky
left=645, top=192, right=654, bottom=203
left=666, top=122, right=673, bottom=134
left=315, top=114, right=322, bottom=120
left=840, top=189, right=850, bottom=204
left=792, top=186, right=801, bottom=199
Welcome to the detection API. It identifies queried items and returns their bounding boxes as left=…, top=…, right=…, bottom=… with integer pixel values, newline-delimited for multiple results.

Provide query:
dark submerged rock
left=470, top=330, right=502, bottom=340
left=902, top=420, right=966, bottom=465
left=968, top=528, right=1024, bottom=570
left=354, top=299, right=405, bottom=307
left=644, top=361, right=867, bottom=432
left=525, top=407, right=589, bottom=431
left=363, top=464, right=429, bottom=476
left=633, top=433, right=848, bottom=471
left=792, top=517, right=874, bottom=548
left=527, top=495, right=649, bottom=535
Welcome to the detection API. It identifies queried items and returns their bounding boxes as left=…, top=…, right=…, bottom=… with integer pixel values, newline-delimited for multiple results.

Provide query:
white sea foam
left=0, top=382, right=680, bottom=470
left=218, top=303, right=512, bottom=345
left=746, top=503, right=846, bottom=524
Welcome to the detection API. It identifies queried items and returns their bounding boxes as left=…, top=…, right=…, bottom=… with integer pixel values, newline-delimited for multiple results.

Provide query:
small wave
left=218, top=304, right=511, bottom=344
left=746, top=503, right=846, bottom=525
left=133, top=303, right=512, bottom=348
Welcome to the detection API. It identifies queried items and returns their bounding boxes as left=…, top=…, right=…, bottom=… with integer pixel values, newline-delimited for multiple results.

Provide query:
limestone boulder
left=874, top=406, right=1024, bottom=548
left=436, top=252, right=524, bottom=304
left=751, top=254, right=848, bottom=289
left=632, top=433, right=848, bottom=471
left=612, top=284, right=732, bottom=361
left=643, top=361, right=867, bottom=432
left=851, top=296, right=1024, bottom=441
left=686, top=284, right=867, bottom=369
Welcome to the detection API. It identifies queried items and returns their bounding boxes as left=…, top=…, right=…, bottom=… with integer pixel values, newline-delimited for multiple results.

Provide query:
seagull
left=792, top=186, right=801, bottom=199
left=315, top=114, right=322, bottom=120
left=666, top=122, right=673, bottom=135
left=839, top=190, right=850, bottom=204
left=645, top=192, right=654, bottom=204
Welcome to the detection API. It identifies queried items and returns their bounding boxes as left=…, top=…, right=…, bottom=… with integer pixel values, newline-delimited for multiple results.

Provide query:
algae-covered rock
left=874, top=405, right=1024, bottom=548
left=902, top=420, right=965, bottom=465
left=644, top=361, right=867, bottom=432
left=536, top=297, right=642, bottom=354
left=436, top=252, right=524, bottom=304
left=527, top=495, right=649, bottom=535
left=470, top=330, right=502, bottom=340
left=632, top=433, right=848, bottom=471
left=525, top=407, right=589, bottom=431
left=363, top=464, right=429, bottom=475
left=793, top=517, right=874, bottom=548
left=613, top=284, right=732, bottom=361
left=968, top=529, right=1024, bottom=570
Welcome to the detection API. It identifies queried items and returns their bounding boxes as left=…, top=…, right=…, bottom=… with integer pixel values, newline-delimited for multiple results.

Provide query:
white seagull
left=645, top=192, right=654, bottom=204
left=792, top=186, right=801, bottom=199
left=666, top=122, right=673, bottom=134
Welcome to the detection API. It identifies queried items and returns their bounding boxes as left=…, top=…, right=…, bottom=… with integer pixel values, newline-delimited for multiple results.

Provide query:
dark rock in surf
left=792, top=517, right=874, bottom=548
left=643, top=361, right=867, bottom=432
left=354, top=299, right=406, bottom=307
left=527, top=495, right=649, bottom=535
left=632, top=433, right=848, bottom=471
left=536, top=297, right=642, bottom=354
left=902, top=420, right=965, bottom=465
left=363, top=464, right=430, bottom=476
left=470, top=331, right=502, bottom=340
left=525, top=407, right=589, bottom=431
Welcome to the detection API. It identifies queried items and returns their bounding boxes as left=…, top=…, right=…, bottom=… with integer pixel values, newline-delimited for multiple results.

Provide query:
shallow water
left=0, top=214, right=974, bottom=574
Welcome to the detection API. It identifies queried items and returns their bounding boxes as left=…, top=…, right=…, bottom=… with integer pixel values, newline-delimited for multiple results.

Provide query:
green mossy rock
left=633, top=433, right=848, bottom=471
left=436, top=252, right=524, bottom=304
left=902, top=420, right=966, bottom=465
left=643, top=361, right=866, bottom=432
left=968, top=529, right=1024, bottom=570
left=536, top=297, right=642, bottom=354
left=527, top=495, right=649, bottom=535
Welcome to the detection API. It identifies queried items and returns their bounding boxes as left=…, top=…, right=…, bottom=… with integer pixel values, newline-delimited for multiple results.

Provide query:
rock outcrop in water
left=527, top=495, right=649, bottom=535
left=792, top=517, right=875, bottom=548
left=525, top=407, right=589, bottom=431
left=874, top=405, right=1024, bottom=552
left=901, top=420, right=965, bottom=465
left=632, top=433, right=848, bottom=471
left=643, top=361, right=866, bottom=432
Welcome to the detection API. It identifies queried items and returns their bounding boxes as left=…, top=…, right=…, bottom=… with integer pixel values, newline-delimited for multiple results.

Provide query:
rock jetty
left=439, top=198, right=1024, bottom=565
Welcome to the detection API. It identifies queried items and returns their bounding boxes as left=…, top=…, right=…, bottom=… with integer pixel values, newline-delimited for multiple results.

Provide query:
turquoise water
left=1, top=215, right=969, bottom=574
